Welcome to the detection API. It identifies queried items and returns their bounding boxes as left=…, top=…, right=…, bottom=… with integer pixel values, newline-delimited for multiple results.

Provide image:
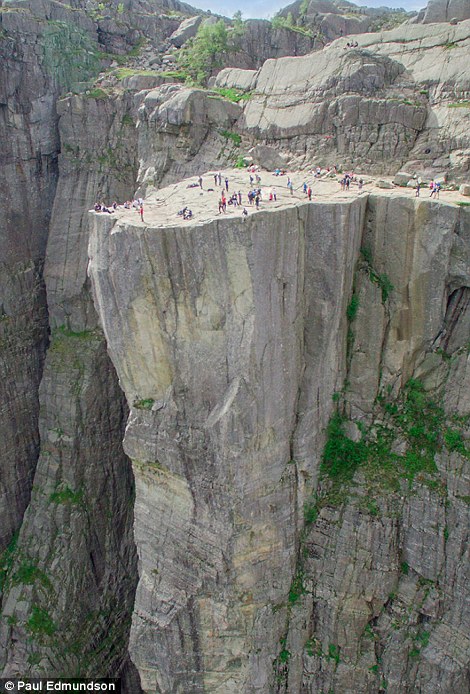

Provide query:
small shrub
left=220, top=130, right=241, bottom=146
left=304, top=502, right=318, bottom=525
left=328, top=643, right=340, bottom=664
left=401, top=561, right=409, bottom=575
left=321, top=413, right=367, bottom=481
left=288, top=570, right=306, bottom=604
left=360, top=246, right=373, bottom=265
left=49, top=486, right=83, bottom=504
left=279, top=648, right=290, bottom=663
left=121, top=114, right=134, bottom=126
left=27, top=605, right=56, bottom=637
left=444, top=428, right=468, bottom=456
left=346, top=293, right=359, bottom=322
left=415, top=630, right=430, bottom=648
left=134, top=398, right=155, bottom=410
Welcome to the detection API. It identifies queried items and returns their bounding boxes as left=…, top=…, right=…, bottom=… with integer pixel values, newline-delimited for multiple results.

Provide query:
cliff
left=86, top=174, right=470, bottom=693
left=1, top=0, right=469, bottom=692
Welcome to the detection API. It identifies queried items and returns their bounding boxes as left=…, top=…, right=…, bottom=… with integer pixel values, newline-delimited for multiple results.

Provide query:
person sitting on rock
left=183, top=208, right=193, bottom=219
left=242, top=207, right=248, bottom=216
left=94, top=203, right=102, bottom=212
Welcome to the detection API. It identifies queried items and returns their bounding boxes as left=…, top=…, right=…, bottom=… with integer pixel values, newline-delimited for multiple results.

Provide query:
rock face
left=88, top=183, right=470, bottom=693
left=1, top=0, right=470, bottom=692
left=422, top=0, right=470, bottom=23
left=0, top=0, right=192, bottom=688
left=215, top=18, right=470, bottom=178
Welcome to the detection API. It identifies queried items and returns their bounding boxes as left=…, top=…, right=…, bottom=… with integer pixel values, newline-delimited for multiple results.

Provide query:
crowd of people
left=92, top=166, right=452, bottom=227
left=94, top=198, right=145, bottom=221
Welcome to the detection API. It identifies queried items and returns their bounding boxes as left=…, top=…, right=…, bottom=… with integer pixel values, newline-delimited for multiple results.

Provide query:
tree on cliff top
left=178, top=16, right=245, bottom=85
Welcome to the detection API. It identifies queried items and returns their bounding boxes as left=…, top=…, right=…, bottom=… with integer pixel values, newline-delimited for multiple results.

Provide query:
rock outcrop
left=1, top=1, right=470, bottom=692
left=88, top=177, right=470, bottom=693
left=215, top=18, right=470, bottom=177
left=421, top=0, right=470, bottom=24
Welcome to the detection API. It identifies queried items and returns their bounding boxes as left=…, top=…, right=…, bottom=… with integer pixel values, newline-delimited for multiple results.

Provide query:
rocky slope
left=1, top=0, right=469, bottom=692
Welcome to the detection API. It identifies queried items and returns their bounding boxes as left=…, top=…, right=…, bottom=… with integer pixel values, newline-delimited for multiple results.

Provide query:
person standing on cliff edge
left=140, top=203, right=144, bottom=222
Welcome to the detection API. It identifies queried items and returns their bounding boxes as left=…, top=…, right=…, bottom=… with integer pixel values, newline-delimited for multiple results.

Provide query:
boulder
left=393, top=171, right=414, bottom=186
left=249, top=144, right=288, bottom=170
left=169, top=15, right=202, bottom=48
left=376, top=179, right=395, bottom=189
left=460, top=184, right=470, bottom=196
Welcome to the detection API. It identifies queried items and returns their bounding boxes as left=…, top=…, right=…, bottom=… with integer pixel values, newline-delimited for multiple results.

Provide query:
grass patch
left=86, top=88, right=109, bottom=100
left=448, top=101, right=470, bottom=108
left=49, top=485, right=83, bottom=504
left=457, top=201, right=470, bottom=207
left=121, top=114, right=134, bottom=126
left=27, top=605, right=57, bottom=638
left=55, top=325, right=94, bottom=339
left=213, top=87, right=252, bottom=103
left=115, top=68, right=158, bottom=80
left=134, top=398, right=155, bottom=410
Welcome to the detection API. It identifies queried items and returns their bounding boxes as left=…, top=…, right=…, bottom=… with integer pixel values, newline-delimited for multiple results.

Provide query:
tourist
left=198, top=175, right=203, bottom=189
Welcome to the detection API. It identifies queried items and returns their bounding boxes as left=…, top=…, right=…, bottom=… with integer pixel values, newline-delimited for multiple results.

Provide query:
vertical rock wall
left=89, top=197, right=469, bottom=693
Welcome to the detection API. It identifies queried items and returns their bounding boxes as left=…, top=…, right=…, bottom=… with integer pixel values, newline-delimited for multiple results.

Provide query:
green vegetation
left=134, top=398, right=155, bottom=410
left=235, top=155, right=248, bottom=169
left=220, top=130, right=241, bottom=146
left=346, top=293, right=359, bottom=322
left=457, top=201, right=470, bottom=207
left=115, top=68, right=158, bottom=80
left=43, top=21, right=101, bottom=91
left=320, top=378, right=468, bottom=496
left=401, top=561, right=409, bottom=575
left=55, top=326, right=94, bottom=339
left=11, top=561, right=50, bottom=589
left=360, top=247, right=394, bottom=302
left=444, top=42, right=458, bottom=49
left=213, top=87, right=252, bottom=103
left=49, top=485, right=83, bottom=505
left=328, top=643, right=340, bottom=664
left=27, top=605, right=57, bottom=638
left=178, top=18, right=245, bottom=84
left=288, top=569, right=306, bottom=605
left=86, top=87, right=109, bottom=100
left=271, top=12, right=314, bottom=37
left=448, top=101, right=470, bottom=108
left=121, top=114, right=134, bottom=126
